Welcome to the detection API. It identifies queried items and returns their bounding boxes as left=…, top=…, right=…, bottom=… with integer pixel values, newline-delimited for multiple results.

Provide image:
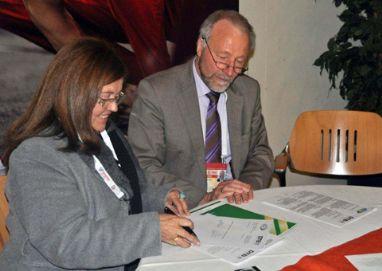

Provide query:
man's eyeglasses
left=202, top=36, right=248, bottom=74
left=97, top=91, right=125, bottom=107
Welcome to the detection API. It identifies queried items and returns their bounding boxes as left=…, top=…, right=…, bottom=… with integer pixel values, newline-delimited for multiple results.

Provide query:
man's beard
left=198, top=60, right=235, bottom=92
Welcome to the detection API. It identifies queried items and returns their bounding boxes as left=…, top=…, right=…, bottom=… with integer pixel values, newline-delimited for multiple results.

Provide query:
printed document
left=189, top=201, right=296, bottom=264
left=191, top=214, right=274, bottom=249
left=263, top=190, right=376, bottom=227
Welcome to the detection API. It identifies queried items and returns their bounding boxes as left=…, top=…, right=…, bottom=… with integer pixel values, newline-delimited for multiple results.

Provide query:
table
left=138, top=185, right=382, bottom=271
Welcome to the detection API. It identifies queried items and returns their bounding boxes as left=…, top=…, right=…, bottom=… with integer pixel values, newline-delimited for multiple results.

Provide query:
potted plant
left=314, top=0, right=382, bottom=114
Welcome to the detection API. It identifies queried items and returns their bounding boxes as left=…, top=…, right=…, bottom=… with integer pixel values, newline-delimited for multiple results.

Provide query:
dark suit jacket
left=0, top=124, right=168, bottom=270
left=128, top=59, right=274, bottom=207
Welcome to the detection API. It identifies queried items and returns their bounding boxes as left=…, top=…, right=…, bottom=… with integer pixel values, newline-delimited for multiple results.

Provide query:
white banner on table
left=345, top=253, right=382, bottom=271
left=263, top=190, right=376, bottom=227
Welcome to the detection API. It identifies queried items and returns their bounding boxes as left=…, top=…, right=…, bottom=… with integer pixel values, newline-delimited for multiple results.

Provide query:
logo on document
left=239, top=249, right=255, bottom=259
left=255, top=236, right=263, bottom=245
left=340, top=216, right=354, bottom=223
left=357, top=208, right=367, bottom=214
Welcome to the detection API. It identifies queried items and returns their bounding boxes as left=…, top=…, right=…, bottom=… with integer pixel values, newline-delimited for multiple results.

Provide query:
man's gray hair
left=199, top=10, right=256, bottom=51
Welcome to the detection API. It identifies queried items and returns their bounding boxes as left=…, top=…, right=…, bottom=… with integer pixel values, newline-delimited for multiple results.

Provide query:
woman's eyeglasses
left=97, top=91, right=125, bottom=107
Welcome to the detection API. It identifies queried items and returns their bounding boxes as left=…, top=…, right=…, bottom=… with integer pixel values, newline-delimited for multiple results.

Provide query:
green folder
left=200, top=203, right=296, bottom=236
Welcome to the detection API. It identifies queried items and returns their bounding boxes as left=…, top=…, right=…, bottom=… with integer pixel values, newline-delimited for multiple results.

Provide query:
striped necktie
left=205, top=91, right=221, bottom=163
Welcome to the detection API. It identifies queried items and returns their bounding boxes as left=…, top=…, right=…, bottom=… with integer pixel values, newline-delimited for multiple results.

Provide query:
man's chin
left=210, top=83, right=230, bottom=93
left=201, top=73, right=232, bottom=92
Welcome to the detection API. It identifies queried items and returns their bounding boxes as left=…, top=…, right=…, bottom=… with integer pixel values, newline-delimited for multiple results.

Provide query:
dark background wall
left=0, top=0, right=238, bottom=155
left=0, top=28, right=53, bottom=154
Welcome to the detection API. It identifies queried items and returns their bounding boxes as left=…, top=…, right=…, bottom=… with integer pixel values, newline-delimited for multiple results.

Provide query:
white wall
left=240, top=0, right=348, bottom=186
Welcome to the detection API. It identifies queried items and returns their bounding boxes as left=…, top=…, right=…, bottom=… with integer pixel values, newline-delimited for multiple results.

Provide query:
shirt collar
left=192, top=57, right=212, bottom=97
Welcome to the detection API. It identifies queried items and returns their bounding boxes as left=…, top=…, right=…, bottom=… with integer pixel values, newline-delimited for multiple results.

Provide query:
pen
left=179, top=191, right=186, bottom=200
left=164, top=206, right=198, bottom=237
left=234, top=266, right=261, bottom=271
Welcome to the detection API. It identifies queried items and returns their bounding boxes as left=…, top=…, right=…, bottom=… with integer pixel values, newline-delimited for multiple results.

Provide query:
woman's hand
left=159, top=214, right=200, bottom=248
left=165, top=189, right=189, bottom=216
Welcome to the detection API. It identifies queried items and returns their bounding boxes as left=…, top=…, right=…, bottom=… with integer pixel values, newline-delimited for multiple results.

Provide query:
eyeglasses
left=202, top=37, right=248, bottom=74
left=97, top=91, right=125, bottom=107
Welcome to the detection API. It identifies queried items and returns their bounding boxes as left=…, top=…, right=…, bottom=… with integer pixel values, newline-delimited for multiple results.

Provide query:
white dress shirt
left=192, top=58, right=233, bottom=179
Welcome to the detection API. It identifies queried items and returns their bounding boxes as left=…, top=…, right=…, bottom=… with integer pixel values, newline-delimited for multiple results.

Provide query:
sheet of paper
left=188, top=202, right=296, bottom=264
left=195, top=245, right=263, bottom=264
left=346, top=253, right=382, bottom=271
left=263, top=190, right=376, bottom=227
left=191, top=214, right=274, bottom=249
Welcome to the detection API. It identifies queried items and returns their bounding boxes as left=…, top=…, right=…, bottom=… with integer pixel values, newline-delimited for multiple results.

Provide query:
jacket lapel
left=78, top=135, right=133, bottom=199
left=227, top=87, right=244, bottom=179
left=176, top=60, right=205, bottom=177
left=78, top=151, right=96, bottom=176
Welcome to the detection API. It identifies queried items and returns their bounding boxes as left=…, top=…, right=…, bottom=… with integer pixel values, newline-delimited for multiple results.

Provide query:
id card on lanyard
left=93, top=155, right=125, bottom=199
left=205, top=162, right=228, bottom=192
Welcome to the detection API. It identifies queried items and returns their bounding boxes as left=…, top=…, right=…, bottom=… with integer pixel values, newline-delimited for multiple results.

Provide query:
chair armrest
left=273, top=149, right=288, bottom=187
left=274, top=151, right=288, bottom=174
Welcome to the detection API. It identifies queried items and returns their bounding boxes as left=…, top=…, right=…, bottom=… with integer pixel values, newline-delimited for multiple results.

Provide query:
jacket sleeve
left=238, top=80, right=274, bottom=189
left=7, top=139, right=162, bottom=269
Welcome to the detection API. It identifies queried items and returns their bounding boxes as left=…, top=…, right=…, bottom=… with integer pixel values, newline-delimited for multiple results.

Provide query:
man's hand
left=225, top=180, right=254, bottom=204
left=165, top=189, right=190, bottom=216
left=200, top=180, right=254, bottom=205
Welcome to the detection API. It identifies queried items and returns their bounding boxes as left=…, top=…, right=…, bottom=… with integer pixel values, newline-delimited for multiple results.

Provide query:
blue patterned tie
left=205, top=91, right=221, bottom=163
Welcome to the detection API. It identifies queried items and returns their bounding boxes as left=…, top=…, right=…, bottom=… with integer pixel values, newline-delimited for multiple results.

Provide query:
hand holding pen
left=159, top=213, right=200, bottom=247
left=164, top=206, right=198, bottom=238
left=162, top=190, right=200, bottom=246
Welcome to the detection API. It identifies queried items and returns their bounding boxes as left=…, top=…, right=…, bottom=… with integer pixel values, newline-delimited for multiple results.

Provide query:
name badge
left=206, top=163, right=227, bottom=192
left=93, top=155, right=125, bottom=199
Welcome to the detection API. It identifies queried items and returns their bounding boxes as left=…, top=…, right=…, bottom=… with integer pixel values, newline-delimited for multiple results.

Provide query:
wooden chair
left=274, top=110, right=382, bottom=187
left=0, top=175, right=9, bottom=251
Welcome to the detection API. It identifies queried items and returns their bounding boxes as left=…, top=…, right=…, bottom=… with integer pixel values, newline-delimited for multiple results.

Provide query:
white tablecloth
left=138, top=185, right=382, bottom=271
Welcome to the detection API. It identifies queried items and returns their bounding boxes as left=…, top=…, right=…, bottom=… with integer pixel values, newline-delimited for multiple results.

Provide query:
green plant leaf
left=314, top=0, right=382, bottom=115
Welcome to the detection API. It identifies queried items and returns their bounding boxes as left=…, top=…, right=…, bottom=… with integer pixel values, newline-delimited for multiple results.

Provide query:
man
left=129, top=10, right=274, bottom=210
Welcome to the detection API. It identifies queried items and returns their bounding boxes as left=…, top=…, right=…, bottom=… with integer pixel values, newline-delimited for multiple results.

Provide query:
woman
left=0, top=37, right=198, bottom=270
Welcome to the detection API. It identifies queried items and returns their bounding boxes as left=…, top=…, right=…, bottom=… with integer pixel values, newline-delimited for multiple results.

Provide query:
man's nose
left=223, top=64, right=235, bottom=77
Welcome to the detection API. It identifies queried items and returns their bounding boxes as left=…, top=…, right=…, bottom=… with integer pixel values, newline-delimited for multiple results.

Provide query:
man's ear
left=196, top=37, right=204, bottom=58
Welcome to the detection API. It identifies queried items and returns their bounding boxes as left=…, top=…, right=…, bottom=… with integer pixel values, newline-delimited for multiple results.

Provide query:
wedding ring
left=174, top=236, right=180, bottom=243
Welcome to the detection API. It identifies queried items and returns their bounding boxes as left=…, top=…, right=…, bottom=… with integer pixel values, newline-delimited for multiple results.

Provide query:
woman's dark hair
left=2, top=37, right=127, bottom=167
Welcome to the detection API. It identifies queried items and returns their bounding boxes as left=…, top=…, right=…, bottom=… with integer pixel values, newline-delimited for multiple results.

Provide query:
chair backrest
left=0, top=175, right=9, bottom=251
left=288, top=110, right=382, bottom=175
